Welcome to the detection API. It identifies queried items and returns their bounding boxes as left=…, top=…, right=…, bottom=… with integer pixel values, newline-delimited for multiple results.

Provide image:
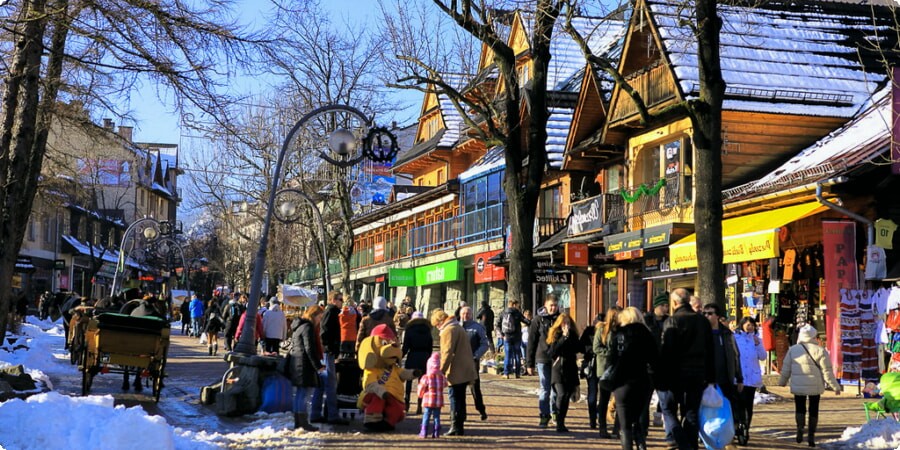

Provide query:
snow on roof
left=519, top=14, right=627, bottom=91
left=152, top=181, right=172, bottom=197
left=650, top=0, right=898, bottom=117
left=547, top=106, right=575, bottom=169
left=459, top=146, right=506, bottom=182
left=724, top=87, right=891, bottom=201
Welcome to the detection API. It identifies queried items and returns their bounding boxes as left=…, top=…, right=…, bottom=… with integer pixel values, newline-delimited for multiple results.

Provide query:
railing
left=409, top=203, right=506, bottom=256
left=624, top=172, right=689, bottom=219
left=536, top=217, right=567, bottom=240
left=609, top=62, right=677, bottom=123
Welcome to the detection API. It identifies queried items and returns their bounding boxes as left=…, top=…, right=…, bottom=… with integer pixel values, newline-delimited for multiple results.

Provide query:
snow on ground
left=754, top=390, right=780, bottom=405
left=0, top=316, right=74, bottom=391
left=822, top=418, right=900, bottom=449
left=0, top=316, right=323, bottom=449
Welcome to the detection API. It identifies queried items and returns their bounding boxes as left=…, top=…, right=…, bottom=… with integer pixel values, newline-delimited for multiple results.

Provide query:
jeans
left=536, top=362, right=558, bottom=416
left=658, top=389, right=678, bottom=444
left=470, top=359, right=486, bottom=414
left=586, top=376, right=599, bottom=425
left=448, top=383, right=468, bottom=426
left=293, top=386, right=311, bottom=413
left=310, top=353, right=339, bottom=421
left=504, top=338, right=521, bottom=376
left=660, top=380, right=706, bottom=450
left=191, top=317, right=202, bottom=336
left=421, top=406, right=441, bottom=431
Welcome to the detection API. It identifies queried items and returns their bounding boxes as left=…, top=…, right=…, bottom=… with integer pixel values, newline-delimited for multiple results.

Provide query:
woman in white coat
left=261, top=298, right=287, bottom=354
left=733, top=317, right=767, bottom=444
left=778, top=324, right=841, bottom=447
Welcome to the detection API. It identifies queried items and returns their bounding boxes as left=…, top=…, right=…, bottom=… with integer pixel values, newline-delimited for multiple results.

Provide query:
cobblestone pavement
left=312, top=372, right=864, bottom=449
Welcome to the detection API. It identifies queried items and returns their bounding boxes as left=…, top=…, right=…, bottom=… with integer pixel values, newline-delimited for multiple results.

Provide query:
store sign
left=564, top=243, right=589, bottom=266
left=603, top=269, right=617, bottom=279
left=670, top=230, right=779, bottom=270
left=54, top=259, right=66, bottom=270
left=533, top=271, right=571, bottom=284
left=642, top=250, right=671, bottom=274
left=59, top=274, right=69, bottom=290
left=893, top=66, right=900, bottom=175
left=415, top=260, right=461, bottom=286
left=474, top=250, right=505, bottom=284
left=11, top=274, right=22, bottom=289
left=604, top=224, right=674, bottom=256
left=388, top=268, right=416, bottom=287
left=822, top=220, right=858, bottom=373
left=567, top=195, right=604, bottom=236
left=374, top=242, right=385, bottom=264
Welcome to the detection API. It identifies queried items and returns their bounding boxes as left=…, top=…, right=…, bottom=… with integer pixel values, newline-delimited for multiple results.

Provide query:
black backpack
left=501, top=310, right=516, bottom=334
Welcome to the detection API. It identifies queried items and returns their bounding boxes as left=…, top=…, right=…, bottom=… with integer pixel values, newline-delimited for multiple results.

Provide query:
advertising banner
left=567, top=195, right=604, bottom=236
left=474, top=250, right=505, bottom=284
left=822, top=220, right=858, bottom=379
left=415, top=260, right=461, bottom=286
left=564, top=243, right=589, bottom=267
left=388, top=268, right=415, bottom=287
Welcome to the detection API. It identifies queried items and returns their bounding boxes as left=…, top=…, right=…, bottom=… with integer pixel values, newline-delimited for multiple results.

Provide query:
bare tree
left=0, top=0, right=268, bottom=336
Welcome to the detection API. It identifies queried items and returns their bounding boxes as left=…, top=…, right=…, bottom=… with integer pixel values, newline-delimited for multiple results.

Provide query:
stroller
left=335, top=354, right=362, bottom=419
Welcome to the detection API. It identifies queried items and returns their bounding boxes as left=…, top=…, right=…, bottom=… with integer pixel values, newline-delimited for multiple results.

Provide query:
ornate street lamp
left=232, top=104, right=398, bottom=356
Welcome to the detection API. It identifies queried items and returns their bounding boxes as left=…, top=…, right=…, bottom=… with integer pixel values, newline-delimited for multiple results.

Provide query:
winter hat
left=797, top=324, right=817, bottom=343
left=411, top=311, right=424, bottom=320
left=373, top=296, right=387, bottom=311
left=426, top=352, right=441, bottom=375
left=370, top=323, right=397, bottom=341
left=653, top=292, right=669, bottom=308
left=269, top=296, right=280, bottom=306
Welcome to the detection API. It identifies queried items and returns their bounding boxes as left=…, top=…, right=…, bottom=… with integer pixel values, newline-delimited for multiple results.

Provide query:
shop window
left=437, top=169, right=445, bottom=184
left=27, top=217, right=35, bottom=241
left=632, top=137, right=694, bottom=211
left=43, top=216, right=53, bottom=244
left=605, top=164, right=624, bottom=193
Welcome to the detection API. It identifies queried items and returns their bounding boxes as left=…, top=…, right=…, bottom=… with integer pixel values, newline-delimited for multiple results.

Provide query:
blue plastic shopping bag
left=699, top=385, right=735, bottom=450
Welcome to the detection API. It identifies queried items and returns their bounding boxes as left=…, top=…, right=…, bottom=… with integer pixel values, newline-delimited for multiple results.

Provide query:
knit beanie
left=426, top=352, right=441, bottom=375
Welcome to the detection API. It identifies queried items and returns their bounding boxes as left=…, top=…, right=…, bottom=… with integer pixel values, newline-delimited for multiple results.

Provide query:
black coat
left=659, top=306, right=715, bottom=390
left=547, top=331, right=580, bottom=389
left=402, top=318, right=433, bottom=371
left=289, top=318, right=322, bottom=388
left=526, top=307, right=559, bottom=368
left=477, top=305, right=495, bottom=334
left=320, top=303, right=341, bottom=355
left=605, top=323, right=658, bottom=390
left=204, top=307, right=225, bottom=334
left=222, top=301, right=245, bottom=335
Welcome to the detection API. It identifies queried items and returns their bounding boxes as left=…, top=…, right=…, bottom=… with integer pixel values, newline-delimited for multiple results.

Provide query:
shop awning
left=669, top=201, right=827, bottom=269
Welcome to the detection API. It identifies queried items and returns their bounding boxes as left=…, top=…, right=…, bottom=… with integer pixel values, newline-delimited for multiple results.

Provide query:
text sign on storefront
left=564, top=243, right=589, bottom=266
left=374, top=243, right=384, bottom=264
left=415, top=260, right=461, bottom=286
left=474, top=250, right=506, bottom=284
left=567, top=195, right=605, bottom=236
left=604, top=224, right=674, bottom=256
left=670, top=230, right=779, bottom=269
left=388, top=268, right=416, bottom=287
left=533, top=271, right=571, bottom=284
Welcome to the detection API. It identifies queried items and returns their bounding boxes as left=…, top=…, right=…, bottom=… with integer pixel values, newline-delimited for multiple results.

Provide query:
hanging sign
left=474, top=250, right=506, bottom=284
left=567, top=195, right=604, bottom=236
left=388, top=268, right=416, bottom=287
left=822, top=220, right=858, bottom=376
left=564, top=243, right=589, bottom=267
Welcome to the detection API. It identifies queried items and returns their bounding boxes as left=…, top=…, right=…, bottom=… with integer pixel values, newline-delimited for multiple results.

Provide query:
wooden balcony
left=609, top=63, right=678, bottom=124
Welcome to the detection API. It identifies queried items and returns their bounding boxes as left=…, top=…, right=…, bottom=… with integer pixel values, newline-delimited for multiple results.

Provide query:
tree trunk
left=691, top=0, right=726, bottom=307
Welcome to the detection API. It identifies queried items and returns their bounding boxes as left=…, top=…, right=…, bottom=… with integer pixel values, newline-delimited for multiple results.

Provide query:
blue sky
left=128, top=0, right=419, bottom=145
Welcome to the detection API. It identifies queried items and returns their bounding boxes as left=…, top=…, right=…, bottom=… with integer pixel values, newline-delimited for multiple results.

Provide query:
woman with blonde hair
left=430, top=308, right=477, bottom=436
left=606, top=306, right=657, bottom=450
left=288, top=304, right=324, bottom=431
left=546, top=312, right=580, bottom=432
left=593, top=306, right=621, bottom=438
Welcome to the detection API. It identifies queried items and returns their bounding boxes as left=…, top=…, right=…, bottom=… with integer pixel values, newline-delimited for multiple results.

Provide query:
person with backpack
left=526, top=294, right=561, bottom=428
left=188, top=294, right=205, bottom=338
left=222, top=294, right=246, bottom=352
left=495, top=299, right=529, bottom=379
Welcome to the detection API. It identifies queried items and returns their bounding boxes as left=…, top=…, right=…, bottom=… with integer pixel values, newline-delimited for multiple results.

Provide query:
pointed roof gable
left=650, top=0, right=900, bottom=117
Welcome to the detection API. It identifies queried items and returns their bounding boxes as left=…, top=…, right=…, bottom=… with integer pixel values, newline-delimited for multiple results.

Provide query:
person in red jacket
left=339, top=301, right=359, bottom=356
left=234, top=305, right=263, bottom=346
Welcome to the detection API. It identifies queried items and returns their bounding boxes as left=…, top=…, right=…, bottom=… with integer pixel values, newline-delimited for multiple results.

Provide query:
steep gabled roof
left=724, top=86, right=892, bottom=202
left=650, top=0, right=899, bottom=117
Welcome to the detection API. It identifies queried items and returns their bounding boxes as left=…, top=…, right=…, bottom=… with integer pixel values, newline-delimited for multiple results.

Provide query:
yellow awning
left=669, top=202, right=827, bottom=269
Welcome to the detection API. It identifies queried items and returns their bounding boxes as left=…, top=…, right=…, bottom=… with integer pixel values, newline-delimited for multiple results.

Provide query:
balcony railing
left=536, top=217, right=567, bottom=240
left=609, top=62, right=677, bottom=123
left=624, top=172, right=690, bottom=219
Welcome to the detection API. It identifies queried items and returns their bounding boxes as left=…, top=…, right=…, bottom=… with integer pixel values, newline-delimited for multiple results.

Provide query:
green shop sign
left=388, top=268, right=416, bottom=287
left=416, top=260, right=461, bottom=286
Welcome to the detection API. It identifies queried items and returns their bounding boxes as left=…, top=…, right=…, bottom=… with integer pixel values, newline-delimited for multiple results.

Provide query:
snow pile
left=1, top=317, right=72, bottom=391
left=754, top=391, right=781, bottom=405
left=822, top=418, right=900, bottom=449
left=177, top=411, right=323, bottom=448
left=0, top=392, right=177, bottom=450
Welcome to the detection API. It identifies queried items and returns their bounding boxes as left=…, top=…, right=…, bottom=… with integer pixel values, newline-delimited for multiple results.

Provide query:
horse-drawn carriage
left=79, top=313, right=170, bottom=402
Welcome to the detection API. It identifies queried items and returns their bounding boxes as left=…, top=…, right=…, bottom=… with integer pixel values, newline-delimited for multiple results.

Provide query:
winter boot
left=208, top=345, right=213, bottom=356
left=808, top=415, right=818, bottom=447
left=538, top=414, right=550, bottom=428
left=795, top=412, right=805, bottom=443
left=415, top=398, right=423, bottom=415
left=588, top=403, right=597, bottom=429
left=213, top=343, right=218, bottom=356
left=418, top=424, right=429, bottom=438
left=133, top=375, right=143, bottom=392
left=295, top=413, right=319, bottom=432
left=634, top=422, right=648, bottom=450
left=556, top=413, right=569, bottom=433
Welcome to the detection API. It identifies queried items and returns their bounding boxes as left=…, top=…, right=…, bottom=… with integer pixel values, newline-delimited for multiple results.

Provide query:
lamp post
left=232, top=104, right=399, bottom=356
left=111, top=217, right=186, bottom=297
left=111, top=217, right=162, bottom=294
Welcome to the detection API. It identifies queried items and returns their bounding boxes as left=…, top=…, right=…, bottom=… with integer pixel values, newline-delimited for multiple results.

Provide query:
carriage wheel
left=152, top=350, right=167, bottom=403
left=81, top=351, right=94, bottom=396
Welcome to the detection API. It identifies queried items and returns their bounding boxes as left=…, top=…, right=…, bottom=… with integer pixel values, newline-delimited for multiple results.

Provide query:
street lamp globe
left=143, top=226, right=158, bottom=241
left=279, top=200, right=297, bottom=219
left=328, top=128, right=356, bottom=157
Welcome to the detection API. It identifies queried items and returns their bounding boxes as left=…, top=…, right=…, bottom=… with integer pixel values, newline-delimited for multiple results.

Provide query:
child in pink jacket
left=417, top=352, right=447, bottom=438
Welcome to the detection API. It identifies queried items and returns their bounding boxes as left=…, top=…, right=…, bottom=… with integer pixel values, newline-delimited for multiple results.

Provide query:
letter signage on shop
left=388, top=268, right=416, bottom=287
left=564, top=243, right=589, bottom=266
left=415, top=260, right=461, bottom=286
left=604, top=224, right=675, bottom=256
left=532, top=271, right=571, bottom=284
left=568, top=195, right=604, bottom=236
left=670, top=230, right=779, bottom=270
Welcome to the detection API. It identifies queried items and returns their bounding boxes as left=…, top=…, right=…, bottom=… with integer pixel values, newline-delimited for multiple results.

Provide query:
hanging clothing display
left=860, top=290, right=880, bottom=381
left=865, top=246, right=887, bottom=280
left=875, top=218, right=898, bottom=249
left=840, top=288, right=861, bottom=383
